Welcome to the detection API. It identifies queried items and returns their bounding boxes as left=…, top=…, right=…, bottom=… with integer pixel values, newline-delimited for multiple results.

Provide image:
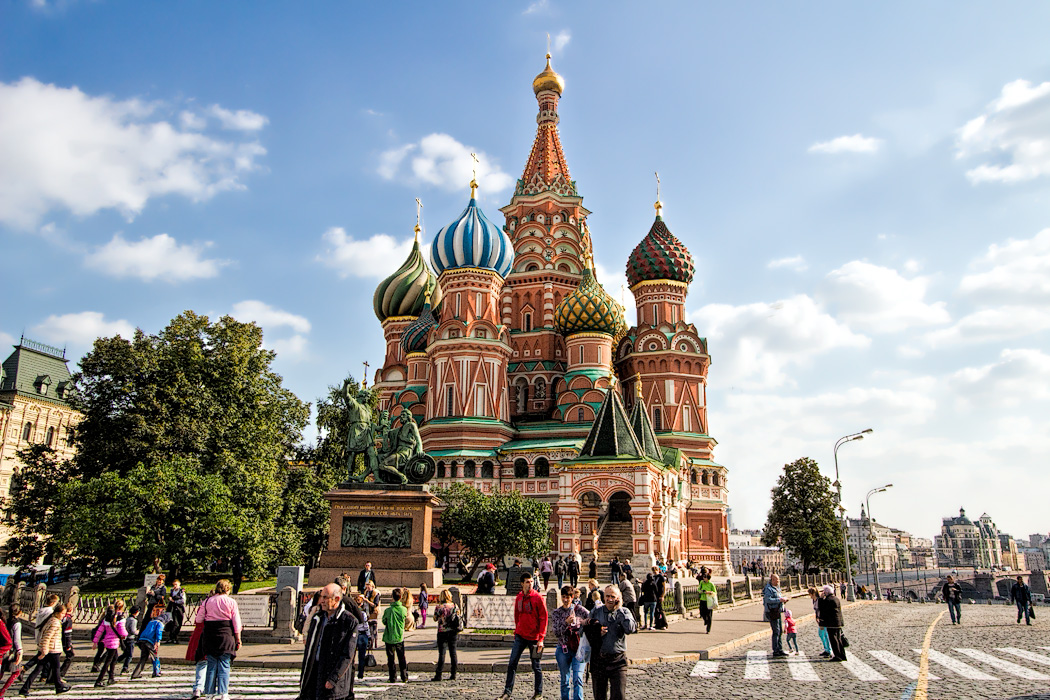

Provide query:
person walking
left=567, top=557, right=580, bottom=590
left=585, top=585, right=636, bottom=700
left=610, top=557, right=622, bottom=585
left=496, top=572, right=547, bottom=700
left=639, top=574, right=658, bottom=630
left=231, top=556, right=244, bottom=595
left=58, top=604, right=75, bottom=676
left=817, top=585, right=846, bottom=661
left=130, top=606, right=167, bottom=679
left=698, top=572, right=717, bottom=634
left=90, top=605, right=127, bottom=687
left=808, top=587, right=832, bottom=658
left=763, top=573, right=788, bottom=657
left=21, top=603, right=70, bottom=695
left=194, top=578, right=242, bottom=699
left=432, top=589, right=461, bottom=682
left=417, top=583, right=429, bottom=628
left=118, top=605, right=140, bottom=674
left=357, top=562, right=376, bottom=593
left=554, top=556, right=566, bottom=590
left=350, top=593, right=372, bottom=681
left=363, top=582, right=381, bottom=650
left=1011, top=575, right=1034, bottom=625
left=381, top=588, right=408, bottom=683
left=784, top=609, right=799, bottom=654
left=185, top=589, right=213, bottom=700
left=167, top=579, right=186, bottom=643
left=299, top=583, right=357, bottom=700
left=616, top=575, right=637, bottom=623
left=588, top=557, right=597, bottom=581
left=540, top=557, right=553, bottom=590
left=0, top=605, right=24, bottom=698
left=551, top=585, right=588, bottom=700
left=943, top=575, right=963, bottom=625
left=652, top=567, right=668, bottom=630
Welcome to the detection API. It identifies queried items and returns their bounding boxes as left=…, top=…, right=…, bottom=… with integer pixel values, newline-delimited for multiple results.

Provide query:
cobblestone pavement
left=38, top=603, right=1050, bottom=699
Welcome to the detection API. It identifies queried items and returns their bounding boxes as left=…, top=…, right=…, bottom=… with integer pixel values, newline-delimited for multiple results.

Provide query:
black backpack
left=445, top=606, right=463, bottom=633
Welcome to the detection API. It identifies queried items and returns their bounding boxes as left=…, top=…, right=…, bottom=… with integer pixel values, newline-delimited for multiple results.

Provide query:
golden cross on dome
left=654, top=171, right=663, bottom=215
left=414, top=197, right=423, bottom=238
left=470, top=153, right=479, bottom=198
left=547, top=32, right=551, bottom=57
left=362, top=361, right=370, bottom=388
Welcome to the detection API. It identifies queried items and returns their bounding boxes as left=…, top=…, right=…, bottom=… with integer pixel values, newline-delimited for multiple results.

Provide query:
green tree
left=3, top=444, right=72, bottom=567
left=436, top=484, right=552, bottom=577
left=59, top=311, right=309, bottom=576
left=762, top=457, right=847, bottom=573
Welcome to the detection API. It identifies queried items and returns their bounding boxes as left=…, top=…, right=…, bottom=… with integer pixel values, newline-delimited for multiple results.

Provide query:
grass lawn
left=78, top=577, right=278, bottom=595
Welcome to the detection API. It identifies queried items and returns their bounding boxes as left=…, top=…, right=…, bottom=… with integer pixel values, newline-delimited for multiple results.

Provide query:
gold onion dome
left=554, top=265, right=626, bottom=337
left=533, top=53, right=565, bottom=95
left=373, top=226, right=442, bottom=322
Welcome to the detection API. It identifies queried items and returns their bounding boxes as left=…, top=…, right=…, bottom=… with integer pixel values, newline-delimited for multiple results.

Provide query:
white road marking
left=954, top=649, right=1050, bottom=681
left=997, top=647, right=1050, bottom=666
left=916, top=649, right=998, bottom=680
left=688, top=659, right=721, bottom=678
left=869, top=650, right=939, bottom=680
left=786, top=652, right=821, bottom=682
left=840, top=655, right=888, bottom=681
left=744, top=650, right=770, bottom=680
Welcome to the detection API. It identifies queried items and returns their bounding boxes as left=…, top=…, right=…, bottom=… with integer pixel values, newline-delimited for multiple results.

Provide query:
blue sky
left=4, top=1, right=1049, bottom=541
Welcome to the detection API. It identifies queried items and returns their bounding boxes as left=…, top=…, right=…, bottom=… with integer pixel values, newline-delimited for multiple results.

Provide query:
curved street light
left=866, top=483, right=893, bottom=601
left=834, top=428, right=872, bottom=601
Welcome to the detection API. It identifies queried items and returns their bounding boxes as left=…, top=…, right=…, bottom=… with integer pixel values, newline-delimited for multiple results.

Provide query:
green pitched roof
left=577, top=388, right=645, bottom=459
left=0, top=338, right=73, bottom=406
left=499, top=437, right=584, bottom=452
left=628, top=396, right=663, bottom=463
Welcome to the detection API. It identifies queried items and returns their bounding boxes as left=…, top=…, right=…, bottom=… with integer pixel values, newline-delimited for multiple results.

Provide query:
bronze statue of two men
left=341, top=379, right=424, bottom=485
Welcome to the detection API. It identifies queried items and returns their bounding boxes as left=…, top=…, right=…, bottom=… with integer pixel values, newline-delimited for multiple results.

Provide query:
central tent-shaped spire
left=516, top=54, right=577, bottom=197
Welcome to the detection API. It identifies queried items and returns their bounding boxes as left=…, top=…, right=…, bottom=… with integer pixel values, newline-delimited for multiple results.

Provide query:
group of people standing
left=763, top=573, right=848, bottom=662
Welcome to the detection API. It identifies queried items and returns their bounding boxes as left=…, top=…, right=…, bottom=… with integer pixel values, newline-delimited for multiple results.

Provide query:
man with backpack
left=477, top=564, right=497, bottom=595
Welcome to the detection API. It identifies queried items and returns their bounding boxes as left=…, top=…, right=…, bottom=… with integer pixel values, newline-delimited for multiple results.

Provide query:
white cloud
left=0, top=77, right=267, bottom=228
left=766, top=255, right=807, bottom=272
left=949, top=348, right=1050, bottom=407
left=0, top=330, right=15, bottom=348
left=593, top=259, right=635, bottom=329
left=377, top=133, right=513, bottom=194
left=925, top=306, right=1050, bottom=347
left=808, top=134, right=882, bottom=154
left=956, top=79, right=1050, bottom=183
left=318, top=227, right=419, bottom=280
left=958, top=228, right=1050, bottom=304
left=820, top=261, right=950, bottom=333
left=206, top=104, right=268, bottom=131
left=83, top=233, right=229, bottom=282
left=179, top=110, right=207, bottom=130
left=522, top=0, right=549, bottom=14
left=229, top=300, right=311, bottom=360
left=31, top=311, right=135, bottom=346
left=552, top=31, right=571, bottom=54
left=691, top=295, right=869, bottom=389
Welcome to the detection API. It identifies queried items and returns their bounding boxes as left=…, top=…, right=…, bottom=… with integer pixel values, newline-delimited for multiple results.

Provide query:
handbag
left=841, top=635, right=850, bottom=648
left=1029, top=605, right=1036, bottom=620
left=364, top=653, right=377, bottom=667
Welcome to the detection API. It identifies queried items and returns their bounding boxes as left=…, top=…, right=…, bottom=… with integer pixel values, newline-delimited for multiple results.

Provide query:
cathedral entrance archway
left=609, top=491, right=632, bottom=522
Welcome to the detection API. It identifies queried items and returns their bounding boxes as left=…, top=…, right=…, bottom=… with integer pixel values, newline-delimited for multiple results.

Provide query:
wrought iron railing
left=681, top=584, right=701, bottom=610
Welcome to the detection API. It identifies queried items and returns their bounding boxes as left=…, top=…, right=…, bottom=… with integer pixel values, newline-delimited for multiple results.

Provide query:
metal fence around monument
left=681, top=584, right=700, bottom=610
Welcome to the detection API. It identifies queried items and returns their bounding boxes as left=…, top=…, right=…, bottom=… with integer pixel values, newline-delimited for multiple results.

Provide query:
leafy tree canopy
left=762, top=457, right=848, bottom=573
left=437, top=484, right=552, bottom=576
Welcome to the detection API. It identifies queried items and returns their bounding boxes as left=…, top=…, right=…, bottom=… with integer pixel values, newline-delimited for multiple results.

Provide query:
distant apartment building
left=934, top=507, right=1003, bottom=569
left=847, top=507, right=898, bottom=574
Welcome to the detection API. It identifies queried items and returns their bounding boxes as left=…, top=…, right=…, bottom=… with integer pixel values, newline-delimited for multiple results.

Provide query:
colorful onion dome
left=400, top=296, right=437, bottom=354
left=373, top=230, right=442, bottom=322
left=533, top=53, right=565, bottom=95
left=430, top=191, right=514, bottom=278
left=554, top=265, right=626, bottom=337
left=625, top=211, right=695, bottom=288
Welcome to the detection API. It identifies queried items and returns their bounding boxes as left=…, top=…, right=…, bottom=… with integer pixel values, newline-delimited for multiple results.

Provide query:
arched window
left=712, top=473, right=721, bottom=487
left=523, top=313, right=533, bottom=332
left=535, top=457, right=550, bottom=478
left=45, top=427, right=55, bottom=446
left=526, top=263, right=539, bottom=272
left=436, top=461, right=446, bottom=478
left=577, top=407, right=584, bottom=422
left=481, top=461, right=495, bottom=479
left=21, top=422, right=33, bottom=442
left=464, top=460, right=476, bottom=478
left=450, top=461, right=459, bottom=478
left=514, top=458, right=529, bottom=479
left=652, top=304, right=659, bottom=324
left=579, top=346, right=585, bottom=364
left=516, top=380, right=529, bottom=413
left=534, top=377, right=546, bottom=399
left=653, top=408, right=662, bottom=431
left=558, top=263, right=570, bottom=272
left=446, top=386, right=455, bottom=415
left=701, top=471, right=710, bottom=486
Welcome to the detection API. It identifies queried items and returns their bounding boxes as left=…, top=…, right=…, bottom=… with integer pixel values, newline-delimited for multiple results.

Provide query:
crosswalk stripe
left=786, top=652, right=820, bottom=682
left=997, top=647, right=1050, bottom=666
left=868, top=650, right=939, bottom=680
left=917, top=649, right=998, bottom=680
left=688, top=660, right=721, bottom=678
left=744, top=650, right=770, bottom=680
left=955, top=649, right=1050, bottom=680
left=840, top=655, right=888, bottom=681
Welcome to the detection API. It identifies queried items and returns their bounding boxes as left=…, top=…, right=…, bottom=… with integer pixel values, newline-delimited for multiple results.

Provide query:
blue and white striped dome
left=431, top=197, right=514, bottom=278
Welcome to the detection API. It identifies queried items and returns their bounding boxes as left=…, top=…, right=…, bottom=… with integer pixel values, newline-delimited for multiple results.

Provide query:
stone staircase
left=597, top=521, right=634, bottom=564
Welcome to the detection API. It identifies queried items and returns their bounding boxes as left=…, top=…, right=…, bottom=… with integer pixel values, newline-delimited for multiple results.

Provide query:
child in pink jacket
left=91, top=605, right=127, bottom=687
left=784, top=609, right=799, bottom=654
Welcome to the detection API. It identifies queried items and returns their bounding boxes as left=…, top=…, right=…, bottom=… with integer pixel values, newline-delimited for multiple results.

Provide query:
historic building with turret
left=368, top=57, right=731, bottom=572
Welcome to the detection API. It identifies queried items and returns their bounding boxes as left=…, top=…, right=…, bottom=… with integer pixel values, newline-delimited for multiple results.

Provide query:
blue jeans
left=642, top=602, right=656, bottom=628
left=503, top=634, right=542, bottom=697
left=947, top=599, right=961, bottom=624
left=818, top=627, right=831, bottom=653
left=1016, top=601, right=1031, bottom=624
left=769, top=614, right=783, bottom=653
left=193, top=660, right=207, bottom=693
left=555, top=644, right=584, bottom=700
left=205, top=654, right=231, bottom=695
left=611, top=573, right=620, bottom=585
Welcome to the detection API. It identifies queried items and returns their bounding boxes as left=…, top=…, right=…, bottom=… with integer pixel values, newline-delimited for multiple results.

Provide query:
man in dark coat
left=356, top=563, right=376, bottom=594
left=567, top=557, right=580, bottom=589
left=1010, top=576, right=1033, bottom=625
left=943, top=575, right=963, bottom=625
left=300, top=584, right=358, bottom=700
left=816, top=585, right=846, bottom=661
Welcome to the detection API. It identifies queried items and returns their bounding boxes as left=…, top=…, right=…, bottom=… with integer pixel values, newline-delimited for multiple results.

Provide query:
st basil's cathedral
left=369, top=56, right=731, bottom=574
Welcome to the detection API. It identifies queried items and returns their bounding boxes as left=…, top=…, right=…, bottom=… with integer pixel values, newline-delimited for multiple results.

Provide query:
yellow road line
left=915, top=609, right=946, bottom=700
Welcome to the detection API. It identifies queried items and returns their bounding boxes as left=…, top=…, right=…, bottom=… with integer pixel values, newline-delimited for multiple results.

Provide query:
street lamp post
left=834, top=429, right=872, bottom=602
left=866, top=484, right=893, bottom=601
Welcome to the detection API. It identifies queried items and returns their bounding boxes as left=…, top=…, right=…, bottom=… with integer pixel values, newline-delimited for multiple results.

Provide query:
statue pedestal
left=307, top=484, right=443, bottom=588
